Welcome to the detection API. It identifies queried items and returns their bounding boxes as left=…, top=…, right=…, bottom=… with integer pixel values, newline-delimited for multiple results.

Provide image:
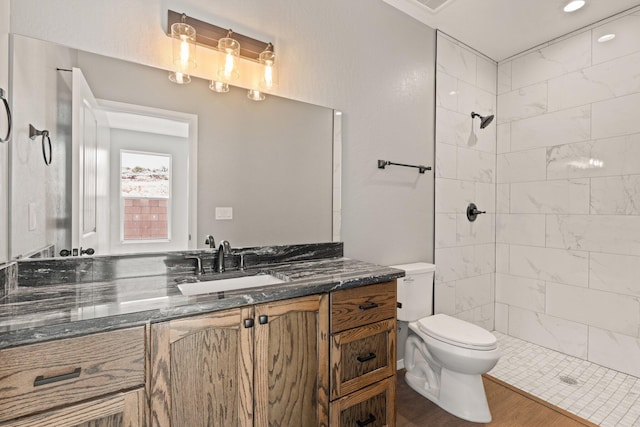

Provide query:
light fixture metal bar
left=167, top=10, right=273, bottom=62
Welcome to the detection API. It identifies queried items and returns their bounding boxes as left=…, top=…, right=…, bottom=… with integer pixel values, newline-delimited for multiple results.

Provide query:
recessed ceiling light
left=563, top=0, right=585, bottom=12
left=597, top=34, right=616, bottom=43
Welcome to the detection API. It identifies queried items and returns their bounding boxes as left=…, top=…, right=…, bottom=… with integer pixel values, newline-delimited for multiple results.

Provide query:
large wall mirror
left=9, top=34, right=340, bottom=259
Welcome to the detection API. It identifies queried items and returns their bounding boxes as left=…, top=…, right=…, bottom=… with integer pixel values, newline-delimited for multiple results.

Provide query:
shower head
left=471, top=112, right=494, bottom=129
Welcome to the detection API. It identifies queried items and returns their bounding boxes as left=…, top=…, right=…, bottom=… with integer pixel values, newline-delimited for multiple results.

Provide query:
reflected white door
left=72, top=68, right=109, bottom=254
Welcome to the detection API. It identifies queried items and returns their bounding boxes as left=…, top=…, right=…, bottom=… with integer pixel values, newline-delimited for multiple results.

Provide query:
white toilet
left=392, top=262, right=500, bottom=423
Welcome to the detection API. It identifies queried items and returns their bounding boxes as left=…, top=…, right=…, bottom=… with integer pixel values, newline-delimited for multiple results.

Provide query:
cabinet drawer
left=0, top=327, right=145, bottom=423
left=331, top=281, right=396, bottom=333
left=330, top=376, right=396, bottom=427
left=331, top=319, right=396, bottom=399
left=0, top=388, right=145, bottom=427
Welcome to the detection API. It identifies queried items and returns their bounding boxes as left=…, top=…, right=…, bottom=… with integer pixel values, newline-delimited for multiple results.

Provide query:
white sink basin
left=178, top=274, right=286, bottom=296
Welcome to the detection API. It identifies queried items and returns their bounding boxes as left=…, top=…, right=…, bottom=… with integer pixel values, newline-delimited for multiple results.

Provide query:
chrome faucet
left=204, top=235, right=215, bottom=248
left=185, top=255, right=205, bottom=275
left=215, top=240, right=231, bottom=273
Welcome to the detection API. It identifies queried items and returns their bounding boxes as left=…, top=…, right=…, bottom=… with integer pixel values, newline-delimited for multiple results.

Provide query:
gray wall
left=9, top=0, right=437, bottom=266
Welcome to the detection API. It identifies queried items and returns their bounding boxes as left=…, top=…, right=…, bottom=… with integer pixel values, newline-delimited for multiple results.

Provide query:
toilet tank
left=391, top=262, right=436, bottom=322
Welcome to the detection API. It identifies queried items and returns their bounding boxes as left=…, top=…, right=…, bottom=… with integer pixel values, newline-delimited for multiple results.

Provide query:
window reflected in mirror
left=120, top=150, right=171, bottom=242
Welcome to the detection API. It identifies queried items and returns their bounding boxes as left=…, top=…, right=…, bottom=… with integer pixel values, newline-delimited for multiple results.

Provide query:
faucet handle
left=185, top=255, right=205, bottom=275
left=205, top=235, right=215, bottom=248
left=238, top=252, right=257, bottom=271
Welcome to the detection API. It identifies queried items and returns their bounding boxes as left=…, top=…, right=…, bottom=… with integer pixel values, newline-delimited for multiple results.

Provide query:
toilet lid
left=417, top=314, right=497, bottom=350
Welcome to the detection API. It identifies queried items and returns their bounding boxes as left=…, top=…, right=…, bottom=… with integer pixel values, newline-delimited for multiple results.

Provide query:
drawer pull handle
left=33, top=367, right=81, bottom=387
left=356, top=413, right=376, bottom=427
left=356, top=353, right=377, bottom=363
left=358, top=302, right=379, bottom=311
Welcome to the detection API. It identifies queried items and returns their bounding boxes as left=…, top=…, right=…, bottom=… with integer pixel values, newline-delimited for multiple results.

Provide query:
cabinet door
left=150, top=307, right=254, bottom=427
left=254, top=294, right=329, bottom=427
left=0, top=388, right=145, bottom=427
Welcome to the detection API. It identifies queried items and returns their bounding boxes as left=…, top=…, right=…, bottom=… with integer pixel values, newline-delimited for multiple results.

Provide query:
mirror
left=9, top=34, right=340, bottom=259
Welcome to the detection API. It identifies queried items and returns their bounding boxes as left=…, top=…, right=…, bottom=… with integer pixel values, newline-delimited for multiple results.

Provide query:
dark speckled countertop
left=0, top=243, right=404, bottom=349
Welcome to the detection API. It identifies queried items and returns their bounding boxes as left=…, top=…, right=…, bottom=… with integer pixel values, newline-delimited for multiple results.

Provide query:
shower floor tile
left=489, top=332, right=640, bottom=427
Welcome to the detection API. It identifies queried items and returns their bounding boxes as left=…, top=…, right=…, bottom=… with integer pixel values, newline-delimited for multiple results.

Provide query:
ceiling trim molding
left=437, top=30, right=496, bottom=64
left=382, top=0, right=437, bottom=27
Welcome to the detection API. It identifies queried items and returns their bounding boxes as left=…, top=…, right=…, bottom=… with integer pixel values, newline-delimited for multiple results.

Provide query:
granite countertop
left=0, top=256, right=404, bottom=349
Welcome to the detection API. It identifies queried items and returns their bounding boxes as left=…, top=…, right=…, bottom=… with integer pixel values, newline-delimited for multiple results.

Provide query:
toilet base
left=405, top=363, right=492, bottom=423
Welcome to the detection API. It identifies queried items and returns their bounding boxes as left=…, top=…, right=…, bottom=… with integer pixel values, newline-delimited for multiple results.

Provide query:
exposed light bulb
left=180, top=36, right=190, bottom=69
left=263, top=61, right=274, bottom=88
left=223, top=50, right=236, bottom=79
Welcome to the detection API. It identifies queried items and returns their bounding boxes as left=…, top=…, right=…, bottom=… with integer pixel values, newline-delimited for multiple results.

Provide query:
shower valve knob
left=466, top=203, right=486, bottom=222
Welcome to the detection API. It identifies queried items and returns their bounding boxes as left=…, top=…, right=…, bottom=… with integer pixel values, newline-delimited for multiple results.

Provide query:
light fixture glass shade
left=259, top=47, right=276, bottom=90
left=209, top=80, right=230, bottom=93
left=218, top=37, right=240, bottom=81
left=247, top=89, right=265, bottom=101
left=169, top=21, right=196, bottom=84
left=169, top=72, right=191, bottom=84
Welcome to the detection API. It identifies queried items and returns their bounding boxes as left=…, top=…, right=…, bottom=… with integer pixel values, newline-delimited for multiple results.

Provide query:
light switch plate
left=215, top=207, right=233, bottom=220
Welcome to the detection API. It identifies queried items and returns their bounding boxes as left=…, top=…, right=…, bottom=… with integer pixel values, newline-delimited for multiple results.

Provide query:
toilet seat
left=417, top=314, right=497, bottom=351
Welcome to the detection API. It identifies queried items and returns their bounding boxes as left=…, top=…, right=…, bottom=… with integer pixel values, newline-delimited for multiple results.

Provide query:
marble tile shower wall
left=495, top=10, right=640, bottom=377
left=434, top=32, right=497, bottom=330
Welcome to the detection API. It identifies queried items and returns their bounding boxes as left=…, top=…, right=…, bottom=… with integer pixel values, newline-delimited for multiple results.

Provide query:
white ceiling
left=383, top=0, right=640, bottom=61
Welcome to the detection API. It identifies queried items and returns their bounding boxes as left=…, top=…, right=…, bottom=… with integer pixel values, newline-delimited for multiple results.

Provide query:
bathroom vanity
left=330, top=281, right=398, bottom=426
left=0, top=243, right=403, bottom=426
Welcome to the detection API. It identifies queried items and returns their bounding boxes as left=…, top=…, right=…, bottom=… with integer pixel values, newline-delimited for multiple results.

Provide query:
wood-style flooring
left=396, top=371, right=599, bottom=427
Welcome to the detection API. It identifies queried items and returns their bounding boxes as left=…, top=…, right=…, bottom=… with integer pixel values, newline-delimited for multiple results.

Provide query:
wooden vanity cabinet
left=149, top=294, right=329, bottom=427
left=329, top=280, right=397, bottom=427
left=0, top=327, right=146, bottom=425
left=0, top=388, right=145, bottom=427
left=330, top=378, right=395, bottom=427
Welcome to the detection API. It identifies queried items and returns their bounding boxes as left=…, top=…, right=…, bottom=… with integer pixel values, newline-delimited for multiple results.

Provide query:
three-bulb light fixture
left=168, top=11, right=276, bottom=101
